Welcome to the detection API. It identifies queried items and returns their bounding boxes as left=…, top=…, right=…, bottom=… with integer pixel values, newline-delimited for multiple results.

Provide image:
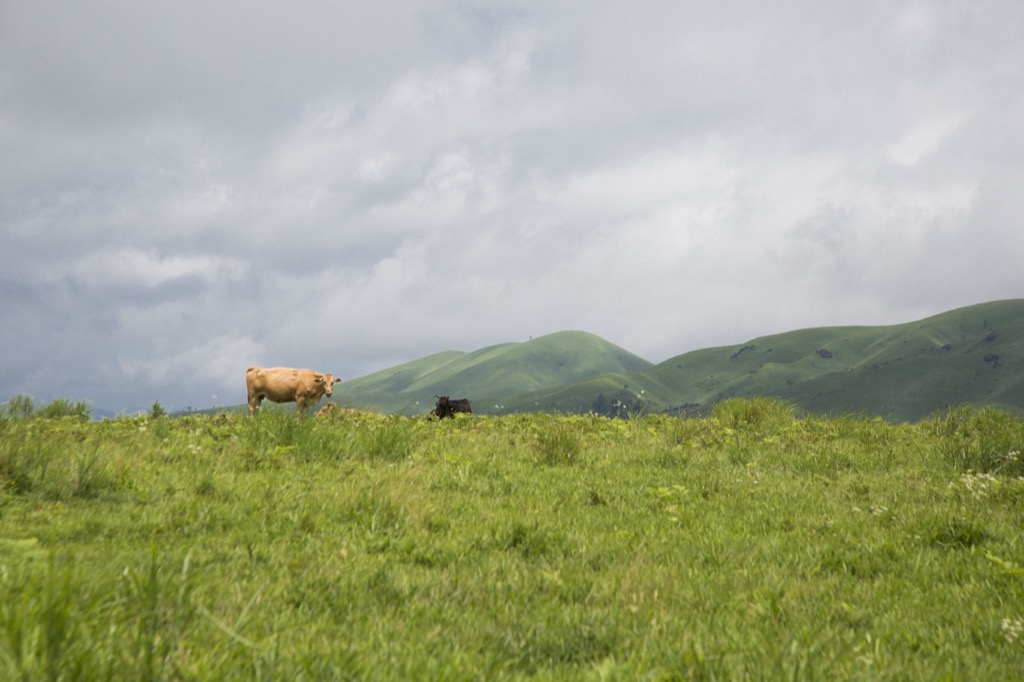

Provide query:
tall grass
left=933, top=404, right=1024, bottom=476
left=0, top=418, right=118, bottom=499
left=2, top=394, right=91, bottom=421
left=712, top=395, right=796, bottom=430
left=534, top=421, right=584, bottom=465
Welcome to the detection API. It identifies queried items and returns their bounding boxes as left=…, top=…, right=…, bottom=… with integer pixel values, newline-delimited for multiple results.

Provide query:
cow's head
left=433, top=395, right=452, bottom=418
left=319, top=373, right=342, bottom=397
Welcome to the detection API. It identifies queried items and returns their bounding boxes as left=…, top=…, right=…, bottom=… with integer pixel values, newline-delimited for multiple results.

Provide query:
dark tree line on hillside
left=591, top=393, right=647, bottom=418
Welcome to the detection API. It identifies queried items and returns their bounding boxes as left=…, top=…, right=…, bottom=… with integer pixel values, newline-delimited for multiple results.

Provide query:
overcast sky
left=3, top=1, right=1023, bottom=413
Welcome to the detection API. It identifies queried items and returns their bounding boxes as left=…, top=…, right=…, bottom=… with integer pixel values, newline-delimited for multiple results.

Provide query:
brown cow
left=245, top=367, right=341, bottom=416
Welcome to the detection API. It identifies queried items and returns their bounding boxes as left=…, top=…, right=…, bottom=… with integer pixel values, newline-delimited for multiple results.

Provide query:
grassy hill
left=217, top=300, right=1023, bottom=421
left=503, top=299, right=1024, bottom=421
left=330, top=330, right=653, bottom=415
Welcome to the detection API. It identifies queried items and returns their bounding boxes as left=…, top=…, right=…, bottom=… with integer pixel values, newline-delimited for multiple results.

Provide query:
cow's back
left=247, top=367, right=306, bottom=402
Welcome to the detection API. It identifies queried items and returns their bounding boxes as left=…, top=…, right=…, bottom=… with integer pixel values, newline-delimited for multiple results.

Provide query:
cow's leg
left=248, top=395, right=262, bottom=416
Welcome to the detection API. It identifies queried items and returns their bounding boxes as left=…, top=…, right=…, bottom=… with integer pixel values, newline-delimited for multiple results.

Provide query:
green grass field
left=2, top=399, right=1024, bottom=679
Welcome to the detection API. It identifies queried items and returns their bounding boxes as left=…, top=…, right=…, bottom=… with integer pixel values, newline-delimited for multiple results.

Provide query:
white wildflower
left=959, top=471, right=998, bottom=499
left=1001, top=617, right=1023, bottom=644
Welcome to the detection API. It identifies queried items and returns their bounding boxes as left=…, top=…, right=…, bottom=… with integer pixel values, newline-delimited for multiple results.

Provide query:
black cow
left=432, top=395, right=472, bottom=419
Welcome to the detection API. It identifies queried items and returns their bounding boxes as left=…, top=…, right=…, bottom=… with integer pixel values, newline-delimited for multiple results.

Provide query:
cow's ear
left=314, top=376, right=324, bottom=384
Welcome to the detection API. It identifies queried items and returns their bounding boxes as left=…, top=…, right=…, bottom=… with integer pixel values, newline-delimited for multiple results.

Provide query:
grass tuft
left=934, top=405, right=1024, bottom=476
left=713, top=395, right=796, bottom=432
left=534, top=422, right=584, bottom=465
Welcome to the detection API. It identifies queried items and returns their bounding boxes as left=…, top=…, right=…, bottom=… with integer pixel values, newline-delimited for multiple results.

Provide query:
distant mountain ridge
left=495, top=299, right=1024, bottom=421
left=331, top=330, right=652, bottom=415
left=298, top=300, right=1024, bottom=422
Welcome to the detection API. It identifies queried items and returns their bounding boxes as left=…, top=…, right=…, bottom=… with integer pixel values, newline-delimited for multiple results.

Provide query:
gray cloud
left=2, top=1, right=1023, bottom=412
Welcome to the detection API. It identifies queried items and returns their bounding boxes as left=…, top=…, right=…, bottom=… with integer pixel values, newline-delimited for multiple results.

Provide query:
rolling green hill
left=502, top=299, right=1024, bottom=421
left=225, top=300, right=1023, bottom=421
left=330, top=330, right=653, bottom=415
